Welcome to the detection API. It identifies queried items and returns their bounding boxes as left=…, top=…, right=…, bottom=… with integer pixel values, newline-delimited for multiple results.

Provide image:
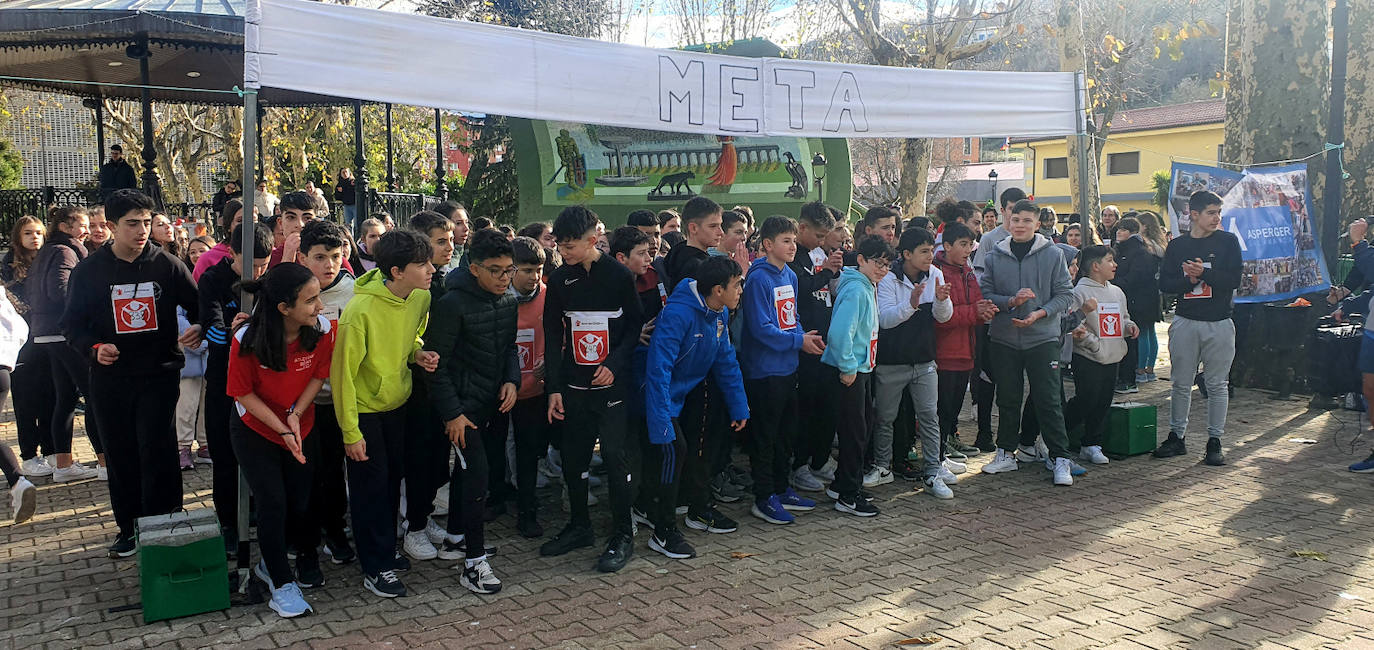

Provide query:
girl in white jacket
left=1070, top=245, right=1139, bottom=465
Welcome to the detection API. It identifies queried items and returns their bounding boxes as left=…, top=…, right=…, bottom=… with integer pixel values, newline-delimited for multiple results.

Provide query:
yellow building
left=1018, top=99, right=1224, bottom=225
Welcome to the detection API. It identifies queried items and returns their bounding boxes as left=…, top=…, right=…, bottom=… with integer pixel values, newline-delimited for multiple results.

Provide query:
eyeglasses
left=481, top=265, right=517, bottom=278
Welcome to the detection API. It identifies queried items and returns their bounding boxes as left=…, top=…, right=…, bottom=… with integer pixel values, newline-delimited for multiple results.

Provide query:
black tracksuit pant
left=830, top=370, right=872, bottom=500
left=205, top=345, right=239, bottom=538
left=561, top=386, right=635, bottom=536
left=305, top=405, right=349, bottom=544
left=230, top=418, right=317, bottom=587
left=347, top=407, right=406, bottom=576
left=937, top=369, right=973, bottom=439
left=445, top=409, right=494, bottom=559
left=971, top=324, right=996, bottom=436
left=745, top=373, right=796, bottom=502
left=794, top=353, right=838, bottom=471
left=14, top=343, right=54, bottom=460
left=677, top=381, right=712, bottom=515
left=642, top=420, right=686, bottom=533
left=403, top=378, right=449, bottom=531
left=0, top=368, right=20, bottom=485
left=510, top=396, right=549, bottom=516
left=46, top=342, right=103, bottom=455
left=1072, top=354, right=1118, bottom=448
left=89, top=370, right=181, bottom=536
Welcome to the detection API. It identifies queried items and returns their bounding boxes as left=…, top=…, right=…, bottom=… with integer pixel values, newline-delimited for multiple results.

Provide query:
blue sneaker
left=777, top=488, right=816, bottom=512
left=1350, top=452, right=1374, bottom=473
left=750, top=495, right=794, bottom=525
left=269, top=581, right=313, bottom=618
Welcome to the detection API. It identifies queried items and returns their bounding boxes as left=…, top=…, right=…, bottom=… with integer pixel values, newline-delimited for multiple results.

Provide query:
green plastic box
left=1103, top=402, right=1157, bottom=457
left=138, top=516, right=230, bottom=623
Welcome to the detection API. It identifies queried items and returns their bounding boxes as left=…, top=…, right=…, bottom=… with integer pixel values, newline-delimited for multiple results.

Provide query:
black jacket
left=1158, top=230, right=1243, bottom=322
left=1114, top=235, right=1161, bottom=324
left=425, top=268, right=519, bottom=422
left=334, top=177, right=356, bottom=206
left=1, top=250, right=31, bottom=317
left=786, top=255, right=836, bottom=339
left=211, top=188, right=242, bottom=217
left=197, top=257, right=240, bottom=350
left=663, top=244, right=708, bottom=292
left=543, top=253, right=644, bottom=393
left=98, top=159, right=137, bottom=196
left=28, top=231, right=88, bottom=338
left=63, top=242, right=199, bottom=376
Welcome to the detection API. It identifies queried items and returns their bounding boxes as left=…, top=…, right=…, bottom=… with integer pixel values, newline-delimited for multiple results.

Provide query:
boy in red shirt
left=933, top=222, right=997, bottom=457
left=509, top=236, right=550, bottom=538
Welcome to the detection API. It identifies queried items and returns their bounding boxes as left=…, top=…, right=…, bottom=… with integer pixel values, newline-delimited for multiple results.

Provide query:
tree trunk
left=1057, top=0, right=1101, bottom=242
left=898, top=137, right=931, bottom=216
left=1343, top=2, right=1373, bottom=229
left=1223, top=0, right=1328, bottom=209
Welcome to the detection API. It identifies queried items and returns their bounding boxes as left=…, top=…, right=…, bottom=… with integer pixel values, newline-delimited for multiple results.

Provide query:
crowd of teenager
left=0, top=181, right=1244, bottom=620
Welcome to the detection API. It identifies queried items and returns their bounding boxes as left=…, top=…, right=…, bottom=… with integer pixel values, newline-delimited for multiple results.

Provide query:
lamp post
left=811, top=153, right=828, bottom=203
left=988, top=168, right=999, bottom=203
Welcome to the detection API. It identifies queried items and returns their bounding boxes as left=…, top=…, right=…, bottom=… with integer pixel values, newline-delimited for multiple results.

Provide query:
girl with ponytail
left=226, top=262, right=334, bottom=618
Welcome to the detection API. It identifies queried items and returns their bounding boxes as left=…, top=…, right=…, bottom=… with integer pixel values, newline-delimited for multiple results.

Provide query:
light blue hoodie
left=821, top=267, right=879, bottom=375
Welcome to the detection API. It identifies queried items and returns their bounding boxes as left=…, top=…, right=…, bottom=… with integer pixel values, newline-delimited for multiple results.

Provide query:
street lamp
left=811, top=153, right=828, bottom=202
left=988, top=168, right=999, bottom=203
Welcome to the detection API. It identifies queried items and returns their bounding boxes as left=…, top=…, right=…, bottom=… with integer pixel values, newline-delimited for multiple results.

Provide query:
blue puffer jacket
left=740, top=257, right=803, bottom=380
left=642, top=278, right=749, bottom=444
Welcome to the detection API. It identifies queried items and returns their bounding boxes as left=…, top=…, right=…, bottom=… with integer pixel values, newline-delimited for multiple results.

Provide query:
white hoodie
left=1071, top=277, right=1135, bottom=365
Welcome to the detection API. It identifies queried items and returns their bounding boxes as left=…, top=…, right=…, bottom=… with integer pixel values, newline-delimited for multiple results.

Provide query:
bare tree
left=668, top=0, right=782, bottom=45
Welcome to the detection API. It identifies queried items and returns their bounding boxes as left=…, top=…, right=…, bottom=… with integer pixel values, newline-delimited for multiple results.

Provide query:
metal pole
left=1322, top=0, right=1349, bottom=268
left=1073, top=70, right=1093, bottom=242
left=256, top=107, right=265, bottom=180
left=94, top=99, right=105, bottom=178
left=353, top=100, right=369, bottom=231
left=433, top=108, right=447, bottom=200
left=134, top=33, right=161, bottom=207
left=385, top=103, right=395, bottom=192
left=236, top=87, right=258, bottom=589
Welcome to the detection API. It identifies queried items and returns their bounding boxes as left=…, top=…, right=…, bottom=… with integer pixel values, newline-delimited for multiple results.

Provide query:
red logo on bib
left=111, top=283, right=158, bottom=334
left=774, top=285, right=797, bottom=330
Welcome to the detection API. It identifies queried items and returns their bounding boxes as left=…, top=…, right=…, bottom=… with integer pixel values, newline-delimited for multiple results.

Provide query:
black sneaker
left=1153, top=432, right=1187, bottom=459
left=363, top=570, right=406, bottom=598
left=684, top=506, right=738, bottom=534
left=393, top=551, right=410, bottom=572
left=323, top=532, right=356, bottom=565
left=895, top=461, right=923, bottom=481
left=296, top=553, right=325, bottom=589
left=648, top=528, right=696, bottom=559
left=108, top=532, right=137, bottom=558
left=834, top=494, right=880, bottom=517
left=1204, top=437, right=1226, bottom=466
left=948, top=435, right=983, bottom=457
left=517, top=511, right=544, bottom=539
left=824, top=486, right=875, bottom=501
left=595, top=532, right=634, bottom=573
left=539, top=523, right=595, bottom=557
left=974, top=432, right=997, bottom=453
left=438, top=539, right=499, bottom=560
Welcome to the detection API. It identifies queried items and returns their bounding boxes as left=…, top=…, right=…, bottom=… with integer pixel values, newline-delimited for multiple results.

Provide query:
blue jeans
left=1138, top=324, right=1159, bottom=370
left=343, top=204, right=357, bottom=233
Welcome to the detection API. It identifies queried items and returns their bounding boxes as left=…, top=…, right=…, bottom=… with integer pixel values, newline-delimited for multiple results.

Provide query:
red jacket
left=933, top=250, right=983, bottom=371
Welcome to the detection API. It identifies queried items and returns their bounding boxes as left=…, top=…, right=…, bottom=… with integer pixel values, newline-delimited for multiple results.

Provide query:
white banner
left=245, top=0, right=1081, bottom=139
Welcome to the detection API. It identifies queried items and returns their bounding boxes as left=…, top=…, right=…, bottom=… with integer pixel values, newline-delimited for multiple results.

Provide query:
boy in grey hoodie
left=977, top=200, right=1077, bottom=486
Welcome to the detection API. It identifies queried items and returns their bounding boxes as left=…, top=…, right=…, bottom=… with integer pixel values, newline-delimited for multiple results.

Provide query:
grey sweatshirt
left=978, top=233, right=1075, bottom=350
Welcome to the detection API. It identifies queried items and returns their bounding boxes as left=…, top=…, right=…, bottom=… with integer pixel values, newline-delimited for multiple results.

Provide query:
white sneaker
left=10, top=477, right=36, bottom=524
left=942, top=457, right=967, bottom=475
left=424, top=518, right=447, bottom=545
left=923, top=476, right=954, bottom=499
left=1014, top=445, right=1040, bottom=463
left=862, top=466, right=894, bottom=488
left=403, top=530, right=438, bottom=560
left=1053, top=458, right=1074, bottom=486
left=460, top=557, right=502, bottom=595
left=981, top=449, right=1019, bottom=474
left=52, top=463, right=98, bottom=483
left=790, top=466, right=825, bottom=492
left=539, top=454, right=562, bottom=481
left=432, top=484, right=450, bottom=517
left=20, top=456, right=53, bottom=477
left=813, top=457, right=838, bottom=482
left=937, top=466, right=960, bottom=485
left=96, top=465, right=108, bottom=481
left=1079, top=445, right=1109, bottom=465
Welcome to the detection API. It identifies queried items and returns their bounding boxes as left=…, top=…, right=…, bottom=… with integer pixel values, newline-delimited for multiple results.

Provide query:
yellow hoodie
left=331, top=268, right=430, bottom=444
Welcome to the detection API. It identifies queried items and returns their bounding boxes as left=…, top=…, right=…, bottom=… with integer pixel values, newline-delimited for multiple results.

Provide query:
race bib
left=1097, top=302, right=1123, bottom=339
left=774, top=285, right=798, bottom=330
left=570, top=312, right=610, bottom=366
left=1184, top=261, right=1213, bottom=300
left=516, top=328, right=536, bottom=372
left=868, top=322, right=879, bottom=370
left=111, top=282, right=158, bottom=335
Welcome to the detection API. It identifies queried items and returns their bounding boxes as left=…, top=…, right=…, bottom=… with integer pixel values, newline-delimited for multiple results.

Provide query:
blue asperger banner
left=1167, top=162, right=1330, bottom=304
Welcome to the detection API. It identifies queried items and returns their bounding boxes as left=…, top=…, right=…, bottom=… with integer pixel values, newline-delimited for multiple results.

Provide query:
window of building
left=963, top=138, right=972, bottom=155
left=1107, top=151, right=1140, bottom=176
left=1044, top=157, right=1068, bottom=179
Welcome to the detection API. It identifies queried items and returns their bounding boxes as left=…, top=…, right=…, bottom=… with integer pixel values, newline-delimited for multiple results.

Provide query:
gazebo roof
left=0, top=0, right=349, bottom=105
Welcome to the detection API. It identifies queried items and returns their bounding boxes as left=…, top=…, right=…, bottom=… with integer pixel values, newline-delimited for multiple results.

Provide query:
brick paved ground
left=4, top=326, right=1374, bottom=649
